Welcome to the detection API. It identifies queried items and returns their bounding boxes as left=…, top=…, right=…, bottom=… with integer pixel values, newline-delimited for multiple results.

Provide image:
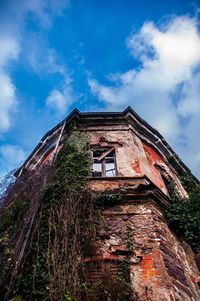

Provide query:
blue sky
left=0, top=0, right=200, bottom=178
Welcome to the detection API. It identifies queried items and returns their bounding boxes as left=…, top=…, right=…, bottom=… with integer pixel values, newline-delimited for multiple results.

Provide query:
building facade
left=16, top=107, right=200, bottom=301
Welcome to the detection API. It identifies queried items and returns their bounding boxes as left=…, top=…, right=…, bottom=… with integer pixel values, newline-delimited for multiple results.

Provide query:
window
left=92, top=147, right=117, bottom=177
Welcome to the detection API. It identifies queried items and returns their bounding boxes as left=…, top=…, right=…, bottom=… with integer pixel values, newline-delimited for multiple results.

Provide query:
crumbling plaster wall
left=89, top=128, right=139, bottom=177
left=87, top=127, right=185, bottom=196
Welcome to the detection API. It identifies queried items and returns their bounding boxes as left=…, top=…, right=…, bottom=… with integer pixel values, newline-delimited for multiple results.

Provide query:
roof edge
left=14, top=107, right=199, bottom=183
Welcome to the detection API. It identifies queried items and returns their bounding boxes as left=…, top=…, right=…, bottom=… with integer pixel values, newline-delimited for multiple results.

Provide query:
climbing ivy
left=13, top=131, right=96, bottom=301
left=0, top=131, right=96, bottom=301
left=95, top=190, right=123, bottom=209
left=80, top=260, right=134, bottom=301
left=164, top=175, right=200, bottom=253
left=0, top=165, right=49, bottom=300
left=0, top=130, right=136, bottom=301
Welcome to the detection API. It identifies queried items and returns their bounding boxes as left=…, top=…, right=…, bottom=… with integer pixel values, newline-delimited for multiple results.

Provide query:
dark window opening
left=92, top=147, right=117, bottom=177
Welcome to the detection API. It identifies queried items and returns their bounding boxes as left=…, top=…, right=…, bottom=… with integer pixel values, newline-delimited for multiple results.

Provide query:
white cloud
left=26, top=35, right=74, bottom=117
left=21, top=0, right=69, bottom=27
left=0, top=73, right=18, bottom=132
left=88, top=15, right=200, bottom=178
left=0, top=145, right=25, bottom=177
left=0, top=35, right=20, bottom=67
left=22, top=10, right=74, bottom=118
left=0, top=35, right=20, bottom=132
left=0, top=0, right=69, bottom=134
left=27, top=39, right=66, bottom=76
left=178, top=72, right=200, bottom=117
left=128, top=16, right=200, bottom=83
left=25, top=35, right=75, bottom=117
left=46, top=76, right=74, bottom=117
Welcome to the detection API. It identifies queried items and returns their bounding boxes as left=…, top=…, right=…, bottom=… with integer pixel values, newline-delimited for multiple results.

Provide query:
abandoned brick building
left=14, top=107, right=200, bottom=300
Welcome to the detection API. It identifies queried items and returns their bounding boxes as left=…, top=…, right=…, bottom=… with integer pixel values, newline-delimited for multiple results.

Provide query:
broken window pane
left=92, top=148, right=117, bottom=177
left=106, top=169, right=116, bottom=177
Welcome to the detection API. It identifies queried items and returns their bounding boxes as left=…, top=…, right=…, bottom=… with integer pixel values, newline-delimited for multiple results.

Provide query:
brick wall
left=83, top=198, right=200, bottom=300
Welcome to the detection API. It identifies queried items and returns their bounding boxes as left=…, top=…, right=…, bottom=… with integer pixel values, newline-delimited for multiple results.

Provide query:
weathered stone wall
left=84, top=197, right=200, bottom=301
left=85, top=128, right=200, bottom=300
left=38, top=124, right=199, bottom=300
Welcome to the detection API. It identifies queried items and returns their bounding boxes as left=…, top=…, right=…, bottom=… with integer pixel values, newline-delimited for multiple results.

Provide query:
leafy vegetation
left=165, top=174, right=200, bottom=253
left=0, top=165, right=49, bottom=301
left=0, top=131, right=93, bottom=300
left=13, top=131, right=94, bottom=301
left=95, top=190, right=123, bottom=209
left=0, top=130, right=135, bottom=301
left=80, top=264, right=134, bottom=301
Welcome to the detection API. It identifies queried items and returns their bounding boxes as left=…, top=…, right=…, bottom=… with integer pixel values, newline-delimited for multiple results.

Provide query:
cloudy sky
left=0, top=0, right=200, bottom=178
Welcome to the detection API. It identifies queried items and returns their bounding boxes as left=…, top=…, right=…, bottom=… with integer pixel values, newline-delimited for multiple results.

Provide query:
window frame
left=92, top=147, right=117, bottom=177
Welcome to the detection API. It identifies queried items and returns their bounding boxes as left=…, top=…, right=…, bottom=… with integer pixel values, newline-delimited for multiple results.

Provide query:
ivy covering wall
left=1, top=128, right=199, bottom=301
left=165, top=174, right=200, bottom=253
left=0, top=131, right=134, bottom=301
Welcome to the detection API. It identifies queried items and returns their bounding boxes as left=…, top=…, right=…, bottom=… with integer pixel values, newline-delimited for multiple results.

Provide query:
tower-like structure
left=15, top=107, right=200, bottom=301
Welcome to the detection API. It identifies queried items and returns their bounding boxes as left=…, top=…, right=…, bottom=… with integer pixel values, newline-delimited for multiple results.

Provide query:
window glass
left=93, top=163, right=102, bottom=172
left=106, top=162, right=114, bottom=170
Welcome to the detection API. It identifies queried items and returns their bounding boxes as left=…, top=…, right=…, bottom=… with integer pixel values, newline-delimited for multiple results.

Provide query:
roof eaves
left=14, top=106, right=199, bottom=183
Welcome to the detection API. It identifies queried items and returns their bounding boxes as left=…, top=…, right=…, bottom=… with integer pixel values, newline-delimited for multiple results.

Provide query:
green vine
left=80, top=261, right=134, bottom=301
left=164, top=175, right=200, bottom=253
left=13, top=131, right=96, bottom=301
left=95, top=190, right=124, bottom=209
left=0, top=131, right=97, bottom=301
left=0, top=131, right=136, bottom=301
